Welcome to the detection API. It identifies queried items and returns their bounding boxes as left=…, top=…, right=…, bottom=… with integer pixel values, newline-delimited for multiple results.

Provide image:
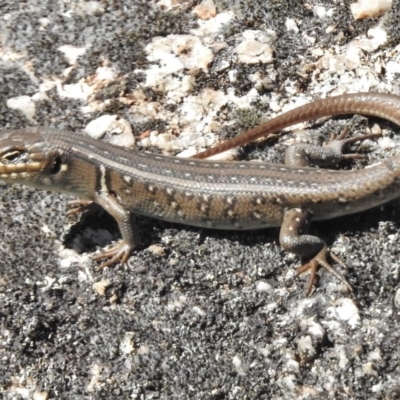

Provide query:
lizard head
left=0, top=127, right=68, bottom=191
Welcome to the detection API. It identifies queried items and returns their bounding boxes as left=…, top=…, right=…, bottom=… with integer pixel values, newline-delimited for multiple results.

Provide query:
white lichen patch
left=57, top=79, right=94, bottom=101
left=85, top=115, right=134, bottom=147
left=350, top=0, right=392, bottom=20
left=7, top=96, right=36, bottom=121
left=142, top=34, right=212, bottom=100
left=193, top=0, right=217, bottom=20
left=236, top=30, right=276, bottom=64
left=58, top=44, right=87, bottom=65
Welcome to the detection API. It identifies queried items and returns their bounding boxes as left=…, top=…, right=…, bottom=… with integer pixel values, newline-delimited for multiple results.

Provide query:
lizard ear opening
left=50, top=155, right=63, bottom=174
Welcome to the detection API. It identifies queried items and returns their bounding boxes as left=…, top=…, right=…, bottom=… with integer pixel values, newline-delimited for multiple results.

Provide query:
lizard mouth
left=0, top=161, right=43, bottom=177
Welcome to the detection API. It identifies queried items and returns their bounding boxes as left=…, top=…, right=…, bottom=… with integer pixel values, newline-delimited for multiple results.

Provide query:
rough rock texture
left=1, top=1, right=400, bottom=399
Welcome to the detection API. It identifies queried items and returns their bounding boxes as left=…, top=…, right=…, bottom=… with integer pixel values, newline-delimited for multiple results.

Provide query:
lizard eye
left=2, top=150, right=24, bottom=163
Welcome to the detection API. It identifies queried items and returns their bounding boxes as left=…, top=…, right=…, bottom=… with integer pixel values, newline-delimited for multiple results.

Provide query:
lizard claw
left=66, top=199, right=95, bottom=216
left=93, top=241, right=133, bottom=269
left=297, top=246, right=353, bottom=296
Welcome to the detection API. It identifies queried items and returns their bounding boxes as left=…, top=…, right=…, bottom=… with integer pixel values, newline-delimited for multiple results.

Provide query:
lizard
left=1, top=92, right=399, bottom=294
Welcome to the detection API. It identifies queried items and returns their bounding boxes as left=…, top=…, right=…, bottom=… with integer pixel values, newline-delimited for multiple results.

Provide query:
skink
left=1, top=92, right=400, bottom=294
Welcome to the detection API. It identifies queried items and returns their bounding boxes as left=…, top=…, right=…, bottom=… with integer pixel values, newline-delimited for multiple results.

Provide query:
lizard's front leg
left=91, top=191, right=139, bottom=268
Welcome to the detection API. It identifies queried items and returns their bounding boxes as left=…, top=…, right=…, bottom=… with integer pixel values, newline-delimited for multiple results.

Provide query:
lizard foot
left=296, top=246, right=353, bottom=296
left=66, top=199, right=95, bottom=216
left=93, top=241, right=133, bottom=269
left=326, top=124, right=382, bottom=162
